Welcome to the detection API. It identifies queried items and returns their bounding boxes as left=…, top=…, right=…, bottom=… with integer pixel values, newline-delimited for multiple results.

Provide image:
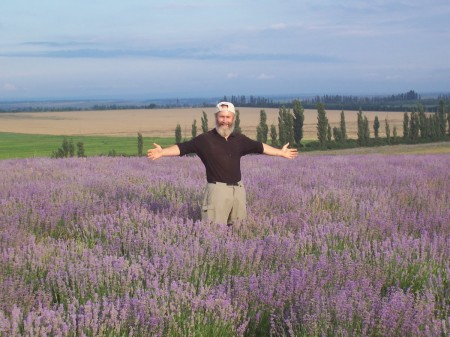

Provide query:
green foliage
left=418, top=104, right=427, bottom=139
left=256, top=110, right=269, bottom=143
left=175, top=124, right=182, bottom=143
left=51, top=137, right=75, bottom=158
left=327, top=123, right=332, bottom=142
left=403, top=112, right=410, bottom=139
left=292, top=99, right=305, bottom=146
left=137, top=132, right=143, bottom=156
left=409, top=111, right=420, bottom=142
left=438, top=100, right=446, bottom=137
left=401, top=107, right=450, bottom=143
left=201, top=111, right=209, bottom=133
left=108, top=149, right=117, bottom=157
left=373, top=115, right=380, bottom=138
left=363, top=116, right=370, bottom=144
left=357, top=109, right=364, bottom=145
left=278, top=106, right=294, bottom=146
left=393, top=126, right=398, bottom=140
left=191, top=119, right=197, bottom=139
left=270, top=123, right=278, bottom=146
left=356, top=110, right=370, bottom=146
left=76, top=142, right=86, bottom=157
left=340, top=110, right=347, bottom=140
left=234, top=109, right=241, bottom=133
left=447, top=103, right=450, bottom=136
left=316, top=103, right=328, bottom=148
left=331, top=110, right=347, bottom=144
left=385, top=118, right=391, bottom=144
left=333, top=127, right=343, bottom=142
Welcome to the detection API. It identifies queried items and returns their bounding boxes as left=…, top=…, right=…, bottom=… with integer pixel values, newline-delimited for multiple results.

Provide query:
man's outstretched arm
left=147, top=143, right=180, bottom=160
left=263, top=142, right=298, bottom=159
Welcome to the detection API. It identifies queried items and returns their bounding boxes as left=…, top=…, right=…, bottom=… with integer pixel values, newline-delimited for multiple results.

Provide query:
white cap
left=216, top=101, right=236, bottom=114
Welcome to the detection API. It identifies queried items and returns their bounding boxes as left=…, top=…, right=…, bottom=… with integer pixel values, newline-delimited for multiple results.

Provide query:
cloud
left=2, top=83, right=18, bottom=91
left=270, top=23, right=288, bottom=30
left=257, top=73, right=274, bottom=80
left=226, top=73, right=239, bottom=79
left=0, top=43, right=341, bottom=63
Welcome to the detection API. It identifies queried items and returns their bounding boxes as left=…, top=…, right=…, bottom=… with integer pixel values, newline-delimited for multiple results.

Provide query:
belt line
left=209, top=181, right=240, bottom=186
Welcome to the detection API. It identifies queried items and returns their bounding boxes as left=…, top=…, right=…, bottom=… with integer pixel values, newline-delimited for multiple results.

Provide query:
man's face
left=215, top=111, right=235, bottom=137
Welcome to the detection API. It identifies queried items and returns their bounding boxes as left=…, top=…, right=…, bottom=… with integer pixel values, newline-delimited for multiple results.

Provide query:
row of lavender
left=0, top=154, right=448, bottom=336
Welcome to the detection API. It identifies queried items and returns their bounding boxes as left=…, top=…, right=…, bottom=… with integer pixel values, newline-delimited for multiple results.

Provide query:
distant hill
left=1, top=90, right=449, bottom=112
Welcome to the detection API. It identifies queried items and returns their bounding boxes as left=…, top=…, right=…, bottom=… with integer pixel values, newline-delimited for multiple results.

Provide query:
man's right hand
left=147, top=143, right=181, bottom=160
left=147, top=143, right=163, bottom=160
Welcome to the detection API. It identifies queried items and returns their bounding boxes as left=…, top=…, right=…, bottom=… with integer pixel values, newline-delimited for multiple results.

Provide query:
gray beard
left=215, top=123, right=235, bottom=138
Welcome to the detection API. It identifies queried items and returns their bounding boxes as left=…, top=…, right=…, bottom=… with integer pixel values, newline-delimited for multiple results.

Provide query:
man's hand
left=147, top=143, right=180, bottom=160
left=262, top=142, right=298, bottom=159
left=147, top=143, right=163, bottom=160
left=281, top=143, right=298, bottom=159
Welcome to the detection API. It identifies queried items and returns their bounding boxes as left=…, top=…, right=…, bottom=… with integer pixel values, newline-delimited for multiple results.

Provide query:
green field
left=0, top=132, right=176, bottom=159
left=1, top=132, right=449, bottom=160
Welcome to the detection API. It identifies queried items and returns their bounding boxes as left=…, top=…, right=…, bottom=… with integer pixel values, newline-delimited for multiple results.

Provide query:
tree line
left=224, top=90, right=447, bottom=112
left=51, top=98, right=449, bottom=158
left=4, top=90, right=449, bottom=114
left=178, top=99, right=450, bottom=152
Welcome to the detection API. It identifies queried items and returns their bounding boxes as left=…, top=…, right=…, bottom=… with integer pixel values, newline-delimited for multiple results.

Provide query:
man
left=147, top=102, right=297, bottom=225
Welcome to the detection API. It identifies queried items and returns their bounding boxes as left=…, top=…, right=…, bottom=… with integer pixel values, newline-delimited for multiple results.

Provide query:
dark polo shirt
left=177, top=129, right=264, bottom=184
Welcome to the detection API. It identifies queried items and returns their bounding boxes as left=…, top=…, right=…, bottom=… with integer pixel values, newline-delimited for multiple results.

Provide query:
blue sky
left=1, top=0, right=449, bottom=100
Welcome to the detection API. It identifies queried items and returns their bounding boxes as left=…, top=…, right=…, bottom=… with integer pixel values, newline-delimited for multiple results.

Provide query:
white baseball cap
left=216, top=101, right=236, bottom=114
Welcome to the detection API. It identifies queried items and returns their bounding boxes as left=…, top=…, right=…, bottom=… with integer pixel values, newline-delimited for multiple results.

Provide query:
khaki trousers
left=201, top=182, right=246, bottom=225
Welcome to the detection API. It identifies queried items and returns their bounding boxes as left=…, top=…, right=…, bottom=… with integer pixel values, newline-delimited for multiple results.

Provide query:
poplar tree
left=191, top=119, right=197, bottom=139
left=137, top=132, right=143, bottom=156
left=256, top=110, right=269, bottom=143
left=62, top=137, right=70, bottom=157
left=292, top=99, right=304, bottom=147
left=278, top=106, right=294, bottom=145
left=234, top=109, right=241, bottom=133
left=425, top=115, right=433, bottom=139
left=175, top=124, right=182, bottom=143
left=418, top=104, right=427, bottom=139
left=327, top=124, right=332, bottom=143
left=201, top=111, right=209, bottom=133
left=409, top=111, right=419, bottom=142
left=431, top=114, right=440, bottom=140
left=68, top=139, right=75, bottom=157
left=447, top=103, right=450, bottom=136
left=316, top=103, right=328, bottom=149
left=373, top=116, right=380, bottom=139
left=270, top=123, right=278, bottom=146
left=77, top=142, right=86, bottom=157
left=438, top=100, right=446, bottom=139
left=363, top=116, right=370, bottom=145
left=385, top=118, right=391, bottom=144
left=357, top=109, right=364, bottom=145
left=403, top=112, right=410, bottom=140
left=333, top=127, right=343, bottom=142
left=340, top=110, right=347, bottom=140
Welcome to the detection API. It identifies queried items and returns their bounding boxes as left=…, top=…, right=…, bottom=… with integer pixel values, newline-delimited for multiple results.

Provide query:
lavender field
left=0, top=154, right=449, bottom=336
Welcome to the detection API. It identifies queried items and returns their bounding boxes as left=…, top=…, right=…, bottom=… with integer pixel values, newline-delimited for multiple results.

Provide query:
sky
left=1, top=0, right=449, bottom=101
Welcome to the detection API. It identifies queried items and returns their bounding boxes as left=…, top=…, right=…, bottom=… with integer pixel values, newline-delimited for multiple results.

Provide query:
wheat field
left=0, top=107, right=406, bottom=139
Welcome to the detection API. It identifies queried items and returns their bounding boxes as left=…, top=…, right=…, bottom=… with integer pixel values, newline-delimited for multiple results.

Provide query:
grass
left=0, top=132, right=176, bottom=159
left=1, top=132, right=449, bottom=160
left=305, top=141, right=450, bottom=156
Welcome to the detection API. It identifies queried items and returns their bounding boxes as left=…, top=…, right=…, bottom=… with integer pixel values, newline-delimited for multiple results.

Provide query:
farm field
left=0, top=107, right=406, bottom=139
left=1, top=131, right=449, bottom=160
left=0, top=132, right=174, bottom=159
left=0, top=153, right=448, bottom=336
